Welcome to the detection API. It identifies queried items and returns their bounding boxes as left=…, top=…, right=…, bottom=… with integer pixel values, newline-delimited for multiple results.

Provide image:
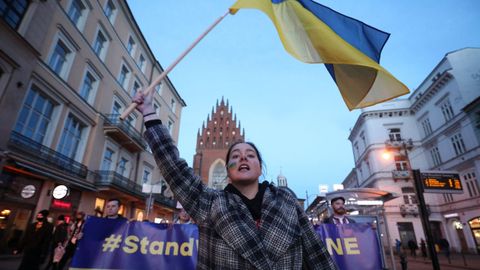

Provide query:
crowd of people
left=13, top=196, right=204, bottom=270
left=394, top=237, right=450, bottom=260
left=13, top=198, right=127, bottom=270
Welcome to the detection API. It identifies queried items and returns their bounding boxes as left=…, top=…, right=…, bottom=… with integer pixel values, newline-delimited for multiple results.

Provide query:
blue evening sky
left=127, top=1, right=480, bottom=200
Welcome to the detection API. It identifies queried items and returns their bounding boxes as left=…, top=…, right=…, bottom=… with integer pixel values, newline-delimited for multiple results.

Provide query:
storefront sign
left=421, top=171, right=463, bottom=193
left=20, top=185, right=36, bottom=198
left=52, top=199, right=72, bottom=209
left=52, top=185, right=69, bottom=199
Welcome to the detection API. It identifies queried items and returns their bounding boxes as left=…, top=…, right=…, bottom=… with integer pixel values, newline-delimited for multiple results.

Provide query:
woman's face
left=227, top=143, right=261, bottom=184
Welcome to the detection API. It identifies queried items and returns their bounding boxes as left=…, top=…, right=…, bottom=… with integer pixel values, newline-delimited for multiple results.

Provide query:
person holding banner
left=105, top=198, right=127, bottom=220
left=134, top=92, right=337, bottom=269
left=57, top=212, right=85, bottom=270
left=323, top=197, right=356, bottom=225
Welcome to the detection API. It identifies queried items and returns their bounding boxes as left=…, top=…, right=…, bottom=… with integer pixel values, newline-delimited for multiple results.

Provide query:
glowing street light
left=382, top=151, right=392, bottom=160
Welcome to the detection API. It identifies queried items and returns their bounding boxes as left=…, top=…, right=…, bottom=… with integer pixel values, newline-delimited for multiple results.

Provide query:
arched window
left=209, top=160, right=227, bottom=190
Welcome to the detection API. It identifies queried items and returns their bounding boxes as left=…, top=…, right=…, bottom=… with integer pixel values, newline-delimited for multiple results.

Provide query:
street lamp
left=384, top=139, right=441, bottom=270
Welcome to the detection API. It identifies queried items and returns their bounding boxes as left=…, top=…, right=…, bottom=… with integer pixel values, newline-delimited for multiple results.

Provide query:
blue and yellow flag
left=230, top=0, right=409, bottom=110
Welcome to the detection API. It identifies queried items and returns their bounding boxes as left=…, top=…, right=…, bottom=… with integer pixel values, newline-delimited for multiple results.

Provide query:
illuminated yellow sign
left=421, top=171, right=463, bottom=194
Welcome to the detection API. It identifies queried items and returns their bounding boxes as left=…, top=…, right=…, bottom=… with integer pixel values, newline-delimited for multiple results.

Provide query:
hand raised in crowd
left=133, top=91, right=157, bottom=121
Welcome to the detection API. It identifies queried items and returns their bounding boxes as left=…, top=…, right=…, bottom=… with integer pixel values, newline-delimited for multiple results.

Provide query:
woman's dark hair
left=225, top=141, right=266, bottom=177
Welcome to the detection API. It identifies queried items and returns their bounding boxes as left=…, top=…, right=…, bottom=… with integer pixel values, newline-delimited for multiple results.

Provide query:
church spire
left=194, top=98, right=247, bottom=189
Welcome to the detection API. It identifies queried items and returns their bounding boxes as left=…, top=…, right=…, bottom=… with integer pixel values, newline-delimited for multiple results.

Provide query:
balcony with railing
left=102, top=114, right=146, bottom=152
left=95, top=170, right=142, bottom=195
left=153, top=193, right=176, bottom=208
left=392, top=170, right=411, bottom=180
left=8, top=131, right=89, bottom=179
left=95, top=171, right=176, bottom=208
left=400, top=204, right=419, bottom=217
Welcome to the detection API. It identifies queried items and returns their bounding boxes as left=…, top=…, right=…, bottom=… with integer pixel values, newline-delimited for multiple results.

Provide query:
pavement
left=391, top=252, right=480, bottom=270
left=1, top=252, right=479, bottom=270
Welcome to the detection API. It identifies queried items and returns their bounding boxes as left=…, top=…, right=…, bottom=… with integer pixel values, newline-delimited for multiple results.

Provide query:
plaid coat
left=145, top=123, right=337, bottom=270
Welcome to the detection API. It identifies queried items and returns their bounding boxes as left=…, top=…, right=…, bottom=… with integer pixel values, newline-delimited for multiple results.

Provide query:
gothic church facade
left=193, top=98, right=245, bottom=189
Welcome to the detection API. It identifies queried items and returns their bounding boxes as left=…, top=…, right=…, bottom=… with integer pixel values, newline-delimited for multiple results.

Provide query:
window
left=93, top=30, right=107, bottom=58
left=443, top=193, right=454, bottom=203
left=168, top=120, right=173, bottom=134
left=117, top=157, right=128, bottom=176
left=353, top=142, right=359, bottom=158
left=67, top=0, right=85, bottom=27
left=360, top=133, right=366, bottom=148
left=155, top=83, right=162, bottom=94
left=440, top=99, right=454, bottom=122
left=170, top=98, right=176, bottom=112
left=389, top=128, right=402, bottom=141
left=80, top=71, right=96, bottom=102
left=127, top=115, right=136, bottom=128
left=394, top=155, right=408, bottom=171
left=118, top=65, right=130, bottom=88
left=154, top=102, right=160, bottom=115
left=463, top=172, right=478, bottom=198
left=421, top=118, right=433, bottom=136
left=101, top=148, right=114, bottom=171
left=430, top=147, right=442, bottom=166
left=131, top=81, right=140, bottom=97
left=95, top=198, right=105, bottom=212
left=401, top=187, right=417, bottom=204
left=142, top=168, right=151, bottom=184
left=14, top=86, right=55, bottom=143
left=104, top=0, right=116, bottom=22
left=112, top=101, right=122, bottom=116
left=0, top=0, right=29, bottom=29
left=451, top=133, right=466, bottom=156
left=127, top=36, right=136, bottom=55
left=138, top=54, right=146, bottom=72
left=58, top=114, right=85, bottom=160
left=49, top=40, right=71, bottom=77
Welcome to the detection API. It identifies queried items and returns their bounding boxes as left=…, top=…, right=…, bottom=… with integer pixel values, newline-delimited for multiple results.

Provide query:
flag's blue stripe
left=294, top=0, right=390, bottom=63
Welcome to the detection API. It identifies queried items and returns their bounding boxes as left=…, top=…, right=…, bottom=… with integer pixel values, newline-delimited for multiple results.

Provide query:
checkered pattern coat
left=145, top=124, right=337, bottom=270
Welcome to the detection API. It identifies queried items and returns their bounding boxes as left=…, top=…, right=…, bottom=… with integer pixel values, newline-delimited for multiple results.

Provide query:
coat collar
left=212, top=184, right=300, bottom=269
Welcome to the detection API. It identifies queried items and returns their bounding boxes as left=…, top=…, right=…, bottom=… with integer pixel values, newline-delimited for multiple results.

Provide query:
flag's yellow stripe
left=230, top=0, right=409, bottom=110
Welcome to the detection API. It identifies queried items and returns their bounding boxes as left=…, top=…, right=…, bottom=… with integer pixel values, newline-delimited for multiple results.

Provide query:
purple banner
left=72, top=218, right=381, bottom=269
left=315, top=223, right=382, bottom=270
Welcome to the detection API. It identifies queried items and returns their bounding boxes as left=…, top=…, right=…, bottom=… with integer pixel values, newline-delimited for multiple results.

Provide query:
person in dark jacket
left=15, top=209, right=54, bottom=270
left=323, top=197, right=356, bottom=224
left=105, top=198, right=127, bottom=220
left=420, top=238, right=427, bottom=259
left=408, top=239, right=418, bottom=257
left=57, top=212, right=85, bottom=270
left=133, top=92, right=338, bottom=269
left=44, top=215, right=68, bottom=270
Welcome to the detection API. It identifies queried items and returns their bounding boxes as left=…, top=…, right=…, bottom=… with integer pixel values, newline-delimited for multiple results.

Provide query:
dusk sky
left=127, top=1, right=480, bottom=201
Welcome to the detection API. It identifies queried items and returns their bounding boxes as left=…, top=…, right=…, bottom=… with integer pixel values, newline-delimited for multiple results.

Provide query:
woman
left=57, top=212, right=85, bottom=270
left=134, top=93, right=337, bottom=269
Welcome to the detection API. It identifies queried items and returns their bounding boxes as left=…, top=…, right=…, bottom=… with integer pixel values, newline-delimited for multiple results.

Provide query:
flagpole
left=120, top=10, right=231, bottom=120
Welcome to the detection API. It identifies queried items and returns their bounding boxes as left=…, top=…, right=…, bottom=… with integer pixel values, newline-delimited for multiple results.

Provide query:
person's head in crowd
left=330, top=196, right=347, bottom=216
left=225, top=141, right=264, bottom=197
left=36, top=209, right=49, bottom=222
left=75, top=211, right=86, bottom=222
left=105, top=198, right=121, bottom=219
left=178, top=208, right=191, bottom=224
left=56, top=214, right=65, bottom=225
left=94, top=206, right=103, bottom=217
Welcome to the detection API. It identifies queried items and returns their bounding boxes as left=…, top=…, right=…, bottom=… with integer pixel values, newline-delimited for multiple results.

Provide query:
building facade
left=193, top=98, right=244, bottom=189
left=344, top=48, right=480, bottom=253
left=0, top=0, right=186, bottom=253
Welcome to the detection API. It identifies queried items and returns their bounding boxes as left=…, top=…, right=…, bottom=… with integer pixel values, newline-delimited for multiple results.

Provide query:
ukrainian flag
left=230, top=0, right=409, bottom=110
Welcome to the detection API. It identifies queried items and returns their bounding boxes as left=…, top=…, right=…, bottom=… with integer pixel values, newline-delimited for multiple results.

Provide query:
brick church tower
left=193, top=98, right=245, bottom=189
